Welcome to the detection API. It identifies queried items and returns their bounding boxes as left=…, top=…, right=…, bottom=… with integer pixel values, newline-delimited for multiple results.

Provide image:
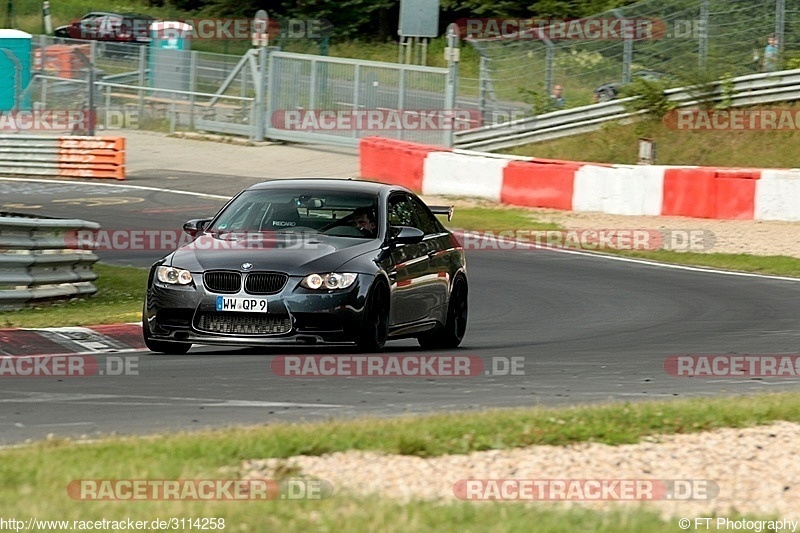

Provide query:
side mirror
left=391, top=226, right=424, bottom=245
left=183, top=218, right=212, bottom=237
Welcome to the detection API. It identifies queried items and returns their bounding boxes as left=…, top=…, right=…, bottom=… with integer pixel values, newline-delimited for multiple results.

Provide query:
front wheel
left=356, top=281, right=389, bottom=352
left=418, top=276, right=468, bottom=350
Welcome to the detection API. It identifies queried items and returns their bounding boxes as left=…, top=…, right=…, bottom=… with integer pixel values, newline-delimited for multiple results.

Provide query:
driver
left=352, top=206, right=377, bottom=237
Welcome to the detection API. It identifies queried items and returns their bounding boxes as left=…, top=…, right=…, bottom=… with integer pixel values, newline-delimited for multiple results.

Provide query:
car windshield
left=209, top=189, right=380, bottom=239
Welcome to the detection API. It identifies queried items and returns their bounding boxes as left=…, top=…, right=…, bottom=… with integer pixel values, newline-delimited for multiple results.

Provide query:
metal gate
left=264, top=51, right=456, bottom=147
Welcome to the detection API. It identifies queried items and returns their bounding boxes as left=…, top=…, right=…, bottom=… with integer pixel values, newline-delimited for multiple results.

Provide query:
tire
left=356, top=280, right=389, bottom=352
left=142, top=307, right=192, bottom=355
left=418, top=275, right=468, bottom=350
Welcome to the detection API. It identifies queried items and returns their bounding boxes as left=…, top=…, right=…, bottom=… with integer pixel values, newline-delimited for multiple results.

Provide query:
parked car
left=54, top=12, right=154, bottom=44
left=592, top=70, right=671, bottom=102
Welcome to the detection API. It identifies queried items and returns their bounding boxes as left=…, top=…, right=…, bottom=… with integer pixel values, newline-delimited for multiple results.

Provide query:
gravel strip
left=244, top=421, right=800, bottom=520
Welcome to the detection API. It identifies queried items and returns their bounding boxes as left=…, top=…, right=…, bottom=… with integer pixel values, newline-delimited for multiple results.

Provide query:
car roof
left=245, top=178, right=405, bottom=195
left=82, top=11, right=151, bottom=18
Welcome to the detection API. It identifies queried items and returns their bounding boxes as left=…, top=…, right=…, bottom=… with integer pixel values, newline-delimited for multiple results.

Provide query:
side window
left=387, top=194, right=418, bottom=229
left=409, top=196, right=444, bottom=235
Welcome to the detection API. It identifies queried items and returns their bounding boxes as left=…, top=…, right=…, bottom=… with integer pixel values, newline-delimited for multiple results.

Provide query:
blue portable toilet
left=149, top=21, right=192, bottom=94
left=0, top=29, right=32, bottom=111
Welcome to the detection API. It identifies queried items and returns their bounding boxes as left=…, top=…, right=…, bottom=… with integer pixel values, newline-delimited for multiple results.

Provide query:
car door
left=409, top=195, right=452, bottom=318
left=386, top=193, right=431, bottom=326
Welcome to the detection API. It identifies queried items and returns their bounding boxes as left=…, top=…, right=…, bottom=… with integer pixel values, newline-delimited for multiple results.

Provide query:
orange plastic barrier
left=42, top=44, right=92, bottom=79
left=662, top=168, right=717, bottom=218
left=57, top=136, right=126, bottom=180
left=663, top=167, right=759, bottom=219
left=501, top=161, right=579, bottom=210
left=713, top=169, right=759, bottom=220
left=359, top=137, right=449, bottom=191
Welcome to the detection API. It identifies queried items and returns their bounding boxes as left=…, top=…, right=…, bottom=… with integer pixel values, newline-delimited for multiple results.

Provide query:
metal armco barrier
left=0, top=135, right=126, bottom=180
left=0, top=213, right=100, bottom=311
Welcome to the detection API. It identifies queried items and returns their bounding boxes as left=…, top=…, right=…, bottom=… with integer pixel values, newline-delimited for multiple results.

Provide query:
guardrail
left=0, top=213, right=100, bottom=311
left=0, top=135, right=126, bottom=180
left=455, top=69, right=800, bottom=151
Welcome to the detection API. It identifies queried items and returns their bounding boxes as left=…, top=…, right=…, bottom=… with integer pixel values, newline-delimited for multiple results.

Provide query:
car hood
left=168, top=232, right=379, bottom=274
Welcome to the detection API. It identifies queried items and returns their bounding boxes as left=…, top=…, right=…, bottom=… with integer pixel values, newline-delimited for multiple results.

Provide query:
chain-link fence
left=464, top=0, right=798, bottom=117
left=23, top=36, right=261, bottom=137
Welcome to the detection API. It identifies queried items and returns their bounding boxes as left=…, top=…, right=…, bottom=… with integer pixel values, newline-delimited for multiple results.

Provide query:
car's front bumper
left=144, top=271, right=371, bottom=346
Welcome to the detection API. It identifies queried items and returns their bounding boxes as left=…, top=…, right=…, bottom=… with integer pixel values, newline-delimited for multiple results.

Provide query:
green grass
left=0, top=263, right=147, bottom=329
left=447, top=206, right=562, bottom=232
left=504, top=119, right=800, bottom=168
left=612, top=250, right=800, bottom=277
left=1, top=394, right=798, bottom=529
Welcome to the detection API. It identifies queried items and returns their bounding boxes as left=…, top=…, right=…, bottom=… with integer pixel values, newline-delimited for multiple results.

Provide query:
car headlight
left=301, top=273, right=357, bottom=290
left=156, top=266, right=193, bottom=285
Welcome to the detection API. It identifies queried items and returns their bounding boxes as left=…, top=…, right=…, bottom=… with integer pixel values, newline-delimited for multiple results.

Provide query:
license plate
left=216, top=296, right=268, bottom=313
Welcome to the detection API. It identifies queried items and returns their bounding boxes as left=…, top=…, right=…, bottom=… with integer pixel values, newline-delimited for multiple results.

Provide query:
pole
left=445, top=23, right=459, bottom=148
left=87, top=58, right=95, bottom=135
left=42, top=1, right=52, bottom=34
left=699, top=0, right=709, bottom=72
left=5, top=0, right=14, bottom=28
left=776, top=0, right=785, bottom=65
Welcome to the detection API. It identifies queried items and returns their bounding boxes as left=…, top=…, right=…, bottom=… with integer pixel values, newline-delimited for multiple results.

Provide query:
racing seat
left=265, top=204, right=302, bottom=230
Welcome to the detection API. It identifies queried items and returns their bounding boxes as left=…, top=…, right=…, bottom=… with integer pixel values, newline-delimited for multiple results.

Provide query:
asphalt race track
left=1, top=175, right=799, bottom=444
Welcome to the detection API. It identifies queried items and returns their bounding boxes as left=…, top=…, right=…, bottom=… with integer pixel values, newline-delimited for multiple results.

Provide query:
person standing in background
left=550, top=84, right=565, bottom=110
left=763, top=34, right=779, bottom=72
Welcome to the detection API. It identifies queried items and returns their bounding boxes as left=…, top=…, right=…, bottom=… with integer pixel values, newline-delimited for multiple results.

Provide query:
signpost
left=398, top=0, right=439, bottom=65
left=252, top=9, right=269, bottom=47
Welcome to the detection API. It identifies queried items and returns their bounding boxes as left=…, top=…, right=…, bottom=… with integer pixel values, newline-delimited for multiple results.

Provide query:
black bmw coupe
left=142, top=179, right=468, bottom=353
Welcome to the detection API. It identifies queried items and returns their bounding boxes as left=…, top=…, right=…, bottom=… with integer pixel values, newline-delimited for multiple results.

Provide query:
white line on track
left=0, top=176, right=229, bottom=200
left=3, top=176, right=798, bottom=283
left=0, top=391, right=341, bottom=408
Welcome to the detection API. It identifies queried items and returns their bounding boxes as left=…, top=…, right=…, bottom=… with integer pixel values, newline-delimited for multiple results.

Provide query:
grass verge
left=503, top=119, right=800, bottom=168
left=0, top=264, right=147, bottom=329
left=2, top=393, right=798, bottom=529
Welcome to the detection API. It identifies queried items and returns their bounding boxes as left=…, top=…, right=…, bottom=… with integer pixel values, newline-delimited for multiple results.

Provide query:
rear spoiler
left=429, top=205, right=454, bottom=222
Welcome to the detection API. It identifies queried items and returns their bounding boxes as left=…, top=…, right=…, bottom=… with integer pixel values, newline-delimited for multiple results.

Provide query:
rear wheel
left=356, top=281, right=389, bottom=352
left=418, top=275, right=468, bottom=350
